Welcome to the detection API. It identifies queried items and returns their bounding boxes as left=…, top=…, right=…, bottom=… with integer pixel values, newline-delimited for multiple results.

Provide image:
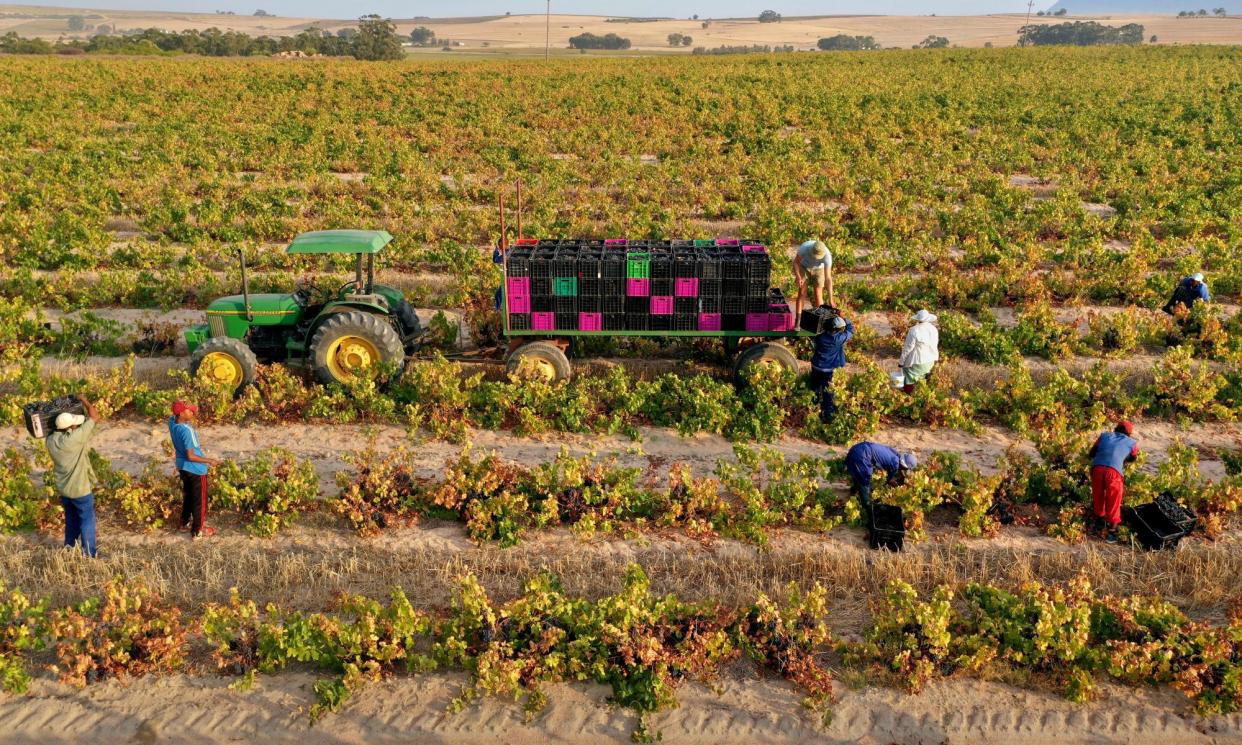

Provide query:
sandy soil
left=4, top=5, right=1242, bottom=49
left=2, top=669, right=1239, bottom=745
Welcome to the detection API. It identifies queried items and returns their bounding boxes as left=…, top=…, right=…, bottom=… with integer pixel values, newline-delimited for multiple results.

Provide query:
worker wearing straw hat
left=898, top=309, right=940, bottom=394
left=793, top=240, right=834, bottom=309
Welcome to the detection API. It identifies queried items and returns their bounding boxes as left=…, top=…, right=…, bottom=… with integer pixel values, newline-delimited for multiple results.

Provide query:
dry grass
left=5, top=531, right=1239, bottom=630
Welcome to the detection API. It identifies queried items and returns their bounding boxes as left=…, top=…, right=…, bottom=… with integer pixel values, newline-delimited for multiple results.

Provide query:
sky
left=34, top=0, right=1038, bottom=20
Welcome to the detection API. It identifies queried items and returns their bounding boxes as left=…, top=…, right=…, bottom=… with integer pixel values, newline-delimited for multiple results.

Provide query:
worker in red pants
left=1088, top=421, right=1139, bottom=543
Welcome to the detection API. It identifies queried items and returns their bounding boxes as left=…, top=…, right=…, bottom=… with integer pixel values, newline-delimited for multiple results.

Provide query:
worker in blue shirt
left=808, top=314, right=854, bottom=422
left=168, top=400, right=219, bottom=539
left=844, top=441, right=918, bottom=513
left=1162, top=272, right=1210, bottom=315
left=1088, top=421, right=1139, bottom=543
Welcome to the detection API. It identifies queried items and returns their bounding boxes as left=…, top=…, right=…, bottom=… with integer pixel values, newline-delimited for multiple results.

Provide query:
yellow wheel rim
left=326, top=335, right=381, bottom=382
left=198, top=351, right=244, bottom=389
left=512, top=355, right=558, bottom=383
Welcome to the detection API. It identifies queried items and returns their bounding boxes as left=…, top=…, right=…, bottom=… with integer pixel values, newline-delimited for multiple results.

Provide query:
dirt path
left=1, top=669, right=1238, bottom=745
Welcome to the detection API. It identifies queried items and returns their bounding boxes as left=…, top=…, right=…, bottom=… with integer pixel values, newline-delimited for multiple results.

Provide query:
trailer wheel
left=507, top=341, right=572, bottom=383
left=733, top=342, right=799, bottom=384
left=190, top=337, right=258, bottom=392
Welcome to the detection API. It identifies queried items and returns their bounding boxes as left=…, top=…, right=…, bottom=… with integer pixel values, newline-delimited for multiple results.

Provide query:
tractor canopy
left=286, top=230, right=393, bottom=255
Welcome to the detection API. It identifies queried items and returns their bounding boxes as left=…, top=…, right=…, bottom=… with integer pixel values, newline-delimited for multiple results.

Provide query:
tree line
left=1018, top=21, right=1145, bottom=46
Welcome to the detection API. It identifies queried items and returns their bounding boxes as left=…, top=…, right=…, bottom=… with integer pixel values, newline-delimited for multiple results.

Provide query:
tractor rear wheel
left=507, top=341, right=572, bottom=383
left=190, top=337, right=259, bottom=392
left=733, top=342, right=799, bottom=385
left=309, top=310, right=405, bottom=386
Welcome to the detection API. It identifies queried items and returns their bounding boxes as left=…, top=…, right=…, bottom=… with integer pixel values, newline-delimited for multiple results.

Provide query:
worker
left=898, top=309, right=939, bottom=394
left=1088, top=421, right=1139, bottom=543
left=493, top=241, right=505, bottom=310
left=793, top=240, right=834, bottom=309
left=843, top=441, right=918, bottom=514
left=1162, top=272, right=1211, bottom=316
left=44, top=395, right=100, bottom=557
left=808, top=314, right=854, bottom=422
left=168, top=400, right=219, bottom=539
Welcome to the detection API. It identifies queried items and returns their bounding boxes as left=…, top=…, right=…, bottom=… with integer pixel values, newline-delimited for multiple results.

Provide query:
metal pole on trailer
left=500, top=190, right=509, bottom=333
left=516, top=179, right=523, bottom=241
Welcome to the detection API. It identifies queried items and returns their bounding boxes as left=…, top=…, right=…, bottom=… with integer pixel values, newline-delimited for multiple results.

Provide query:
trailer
left=498, top=237, right=814, bottom=383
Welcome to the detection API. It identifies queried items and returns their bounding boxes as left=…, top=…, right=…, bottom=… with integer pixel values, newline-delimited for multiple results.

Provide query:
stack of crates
left=504, top=239, right=788, bottom=332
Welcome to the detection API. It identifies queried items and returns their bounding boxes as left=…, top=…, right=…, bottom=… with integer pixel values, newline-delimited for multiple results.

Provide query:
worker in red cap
left=168, top=400, right=219, bottom=539
left=1088, top=420, right=1139, bottom=543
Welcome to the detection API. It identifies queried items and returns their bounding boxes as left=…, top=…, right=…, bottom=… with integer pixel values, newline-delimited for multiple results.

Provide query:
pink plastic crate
left=715, top=238, right=740, bottom=246
left=578, top=312, right=602, bottom=331
left=532, top=312, right=555, bottom=331
left=506, top=276, right=530, bottom=298
left=604, top=238, right=628, bottom=247
left=742, top=244, right=767, bottom=253
left=650, top=296, right=673, bottom=315
left=508, top=295, right=531, bottom=314
left=698, top=313, right=722, bottom=331
left=626, top=278, right=650, bottom=297
left=514, top=238, right=539, bottom=246
left=745, top=313, right=769, bottom=331
left=674, top=278, right=699, bottom=297
left=768, top=311, right=794, bottom=331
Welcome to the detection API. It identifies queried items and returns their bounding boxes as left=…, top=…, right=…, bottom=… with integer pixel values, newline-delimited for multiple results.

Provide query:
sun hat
left=1116, top=420, right=1134, bottom=436
left=800, top=240, right=828, bottom=260
left=912, top=309, right=937, bottom=323
left=899, top=452, right=919, bottom=470
left=1191, top=272, right=1205, bottom=282
left=833, top=316, right=847, bottom=329
left=171, top=400, right=199, bottom=417
left=55, top=412, right=86, bottom=431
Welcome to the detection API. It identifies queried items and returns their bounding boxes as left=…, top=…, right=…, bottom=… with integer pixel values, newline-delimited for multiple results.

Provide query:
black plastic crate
left=531, top=276, right=552, bottom=298
left=800, top=305, right=839, bottom=334
left=626, top=313, right=650, bottom=330
left=671, top=239, right=694, bottom=248
left=553, top=251, right=577, bottom=277
left=601, top=254, right=626, bottom=279
left=602, top=278, right=625, bottom=296
left=723, top=278, right=745, bottom=296
left=1125, top=503, right=1188, bottom=551
left=537, top=239, right=560, bottom=249
left=674, top=297, right=698, bottom=315
left=506, top=253, right=530, bottom=278
left=603, top=313, right=626, bottom=331
left=722, top=313, right=746, bottom=331
left=700, top=278, right=722, bottom=297
left=721, top=254, right=745, bottom=280
left=508, top=313, right=531, bottom=331
left=532, top=296, right=552, bottom=313
left=700, top=296, right=722, bottom=313
left=673, top=313, right=696, bottom=331
left=650, top=252, right=673, bottom=279
left=555, top=312, right=577, bottom=331
left=651, top=278, right=673, bottom=296
left=722, top=296, right=746, bottom=315
left=746, top=296, right=770, bottom=313
left=673, top=252, right=702, bottom=278
left=579, top=277, right=601, bottom=296
left=554, top=296, right=576, bottom=313
left=602, top=295, right=625, bottom=314
left=746, top=260, right=771, bottom=284
left=577, top=252, right=603, bottom=279
left=868, top=504, right=905, bottom=551
left=578, top=296, right=601, bottom=312
left=22, top=395, right=85, bottom=439
left=746, top=280, right=769, bottom=298
left=1155, top=493, right=1198, bottom=533
left=649, top=314, right=672, bottom=331
left=625, top=297, right=649, bottom=314
left=581, top=239, right=604, bottom=250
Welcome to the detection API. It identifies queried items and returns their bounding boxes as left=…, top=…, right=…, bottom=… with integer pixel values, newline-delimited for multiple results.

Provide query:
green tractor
left=184, top=230, right=424, bottom=390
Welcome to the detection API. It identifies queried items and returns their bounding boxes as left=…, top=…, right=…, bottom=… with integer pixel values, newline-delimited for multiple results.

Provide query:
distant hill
left=1045, top=0, right=1241, bottom=13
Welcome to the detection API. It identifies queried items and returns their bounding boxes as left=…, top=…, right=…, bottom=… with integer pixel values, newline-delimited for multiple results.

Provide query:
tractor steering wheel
left=339, top=280, right=364, bottom=298
left=294, top=276, right=327, bottom=306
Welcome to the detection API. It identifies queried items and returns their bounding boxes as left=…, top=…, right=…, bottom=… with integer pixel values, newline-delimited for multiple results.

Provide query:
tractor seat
left=343, top=293, right=389, bottom=310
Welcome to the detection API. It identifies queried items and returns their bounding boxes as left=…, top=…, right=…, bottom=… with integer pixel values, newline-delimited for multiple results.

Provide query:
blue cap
left=900, top=452, right=919, bottom=470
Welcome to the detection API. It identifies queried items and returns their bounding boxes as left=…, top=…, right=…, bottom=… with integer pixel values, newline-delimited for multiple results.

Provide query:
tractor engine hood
left=206, top=294, right=302, bottom=326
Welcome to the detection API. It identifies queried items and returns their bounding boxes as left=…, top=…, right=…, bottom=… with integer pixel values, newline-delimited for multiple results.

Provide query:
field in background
left=3, top=3, right=1242, bottom=48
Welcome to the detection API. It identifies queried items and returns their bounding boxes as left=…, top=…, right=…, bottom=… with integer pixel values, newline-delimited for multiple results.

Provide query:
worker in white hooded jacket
left=898, top=309, right=939, bottom=394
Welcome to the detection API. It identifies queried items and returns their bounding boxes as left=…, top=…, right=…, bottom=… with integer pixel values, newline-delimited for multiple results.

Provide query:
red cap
left=1116, top=420, right=1134, bottom=435
left=171, top=400, right=199, bottom=417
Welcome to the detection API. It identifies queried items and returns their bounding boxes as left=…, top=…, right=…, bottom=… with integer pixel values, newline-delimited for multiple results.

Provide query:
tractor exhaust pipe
left=239, top=249, right=253, bottom=322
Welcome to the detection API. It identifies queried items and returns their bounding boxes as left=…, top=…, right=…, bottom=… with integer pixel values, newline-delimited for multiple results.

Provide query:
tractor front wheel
left=309, top=310, right=405, bottom=386
left=190, top=337, right=259, bottom=392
